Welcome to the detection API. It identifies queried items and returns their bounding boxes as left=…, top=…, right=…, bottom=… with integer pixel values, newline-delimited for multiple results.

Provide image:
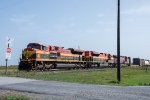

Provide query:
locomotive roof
left=28, top=43, right=47, bottom=46
left=68, top=48, right=84, bottom=52
left=91, top=51, right=99, bottom=55
left=28, top=43, right=41, bottom=45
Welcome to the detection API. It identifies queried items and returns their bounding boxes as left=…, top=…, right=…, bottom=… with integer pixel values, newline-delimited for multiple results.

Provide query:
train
left=133, top=58, right=150, bottom=66
left=19, top=43, right=131, bottom=71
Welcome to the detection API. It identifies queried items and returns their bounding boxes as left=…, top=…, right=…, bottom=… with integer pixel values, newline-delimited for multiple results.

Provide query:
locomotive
left=19, top=43, right=131, bottom=71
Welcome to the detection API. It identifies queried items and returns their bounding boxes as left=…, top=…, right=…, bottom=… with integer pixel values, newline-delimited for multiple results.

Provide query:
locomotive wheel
left=18, top=64, right=23, bottom=70
left=108, top=63, right=111, bottom=68
left=75, top=64, right=79, bottom=69
left=53, top=63, right=57, bottom=69
left=97, top=63, right=100, bottom=68
left=27, top=65, right=32, bottom=71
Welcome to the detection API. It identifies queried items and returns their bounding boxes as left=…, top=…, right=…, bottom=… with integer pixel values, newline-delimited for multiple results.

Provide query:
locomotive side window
left=42, top=46, right=48, bottom=51
left=40, top=54, right=49, bottom=59
left=49, top=53, right=57, bottom=59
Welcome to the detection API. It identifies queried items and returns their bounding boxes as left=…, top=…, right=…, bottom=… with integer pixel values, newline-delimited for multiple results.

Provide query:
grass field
left=0, top=66, right=150, bottom=86
left=0, top=95, right=29, bottom=100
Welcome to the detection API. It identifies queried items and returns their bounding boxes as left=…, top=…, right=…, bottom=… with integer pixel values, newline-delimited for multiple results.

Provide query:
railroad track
left=28, top=65, right=117, bottom=72
left=0, top=65, right=118, bottom=72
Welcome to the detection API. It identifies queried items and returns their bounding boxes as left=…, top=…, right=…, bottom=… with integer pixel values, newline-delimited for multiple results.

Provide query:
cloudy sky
left=0, top=0, right=150, bottom=65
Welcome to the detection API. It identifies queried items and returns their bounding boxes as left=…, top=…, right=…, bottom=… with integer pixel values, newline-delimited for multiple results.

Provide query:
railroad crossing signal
left=6, top=47, right=11, bottom=59
left=5, top=37, right=14, bottom=74
left=5, top=37, right=14, bottom=60
left=6, top=48, right=11, bottom=53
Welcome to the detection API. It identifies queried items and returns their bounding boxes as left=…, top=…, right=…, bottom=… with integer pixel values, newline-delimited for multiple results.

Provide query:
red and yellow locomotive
left=19, top=43, right=131, bottom=71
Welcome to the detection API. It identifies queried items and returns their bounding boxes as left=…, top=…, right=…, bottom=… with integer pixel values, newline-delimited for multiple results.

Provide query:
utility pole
left=117, top=0, right=121, bottom=82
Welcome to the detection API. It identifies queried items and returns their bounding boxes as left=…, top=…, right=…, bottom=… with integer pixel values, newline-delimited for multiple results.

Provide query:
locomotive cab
left=22, top=43, right=48, bottom=60
left=27, top=43, right=48, bottom=51
left=19, top=43, right=49, bottom=71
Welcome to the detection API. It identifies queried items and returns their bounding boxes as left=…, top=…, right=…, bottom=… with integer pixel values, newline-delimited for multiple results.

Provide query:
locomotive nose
left=22, top=50, right=29, bottom=60
left=22, top=48, right=35, bottom=60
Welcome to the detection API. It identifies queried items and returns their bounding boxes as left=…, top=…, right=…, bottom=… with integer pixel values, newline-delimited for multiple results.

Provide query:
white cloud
left=85, top=29, right=100, bottom=34
left=122, top=5, right=150, bottom=15
left=97, top=21, right=115, bottom=25
left=10, top=14, right=36, bottom=23
left=69, top=17, right=78, bottom=21
left=9, top=14, right=40, bottom=32
left=97, top=14, right=105, bottom=18
left=103, top=27, right=115, bottom=32
left=54, top=23, right=76, bottom=30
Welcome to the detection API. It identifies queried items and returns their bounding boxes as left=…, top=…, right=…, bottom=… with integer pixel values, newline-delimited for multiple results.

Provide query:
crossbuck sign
left=6, top=47, right=11, bottom=59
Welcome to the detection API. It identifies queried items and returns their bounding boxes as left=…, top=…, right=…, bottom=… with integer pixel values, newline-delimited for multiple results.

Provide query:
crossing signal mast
left=5, top=37, right=14, bottom=74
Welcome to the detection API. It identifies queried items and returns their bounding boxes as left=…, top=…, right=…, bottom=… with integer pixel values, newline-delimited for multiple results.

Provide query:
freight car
left=19, top=43, right=131, bottom=71
left=133, top=58, right=150, bottom=66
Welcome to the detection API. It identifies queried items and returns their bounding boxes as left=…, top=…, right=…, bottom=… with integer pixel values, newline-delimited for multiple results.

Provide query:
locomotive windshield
left=27, top=44, right=41, bottom=50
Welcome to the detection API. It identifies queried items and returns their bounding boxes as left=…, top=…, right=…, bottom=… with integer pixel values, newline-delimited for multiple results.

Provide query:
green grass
left=0, top=67, right=150, bottom=86
left=0, top=66, right=17, bottom=69
left=0, top=95, right=29, bottom=100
